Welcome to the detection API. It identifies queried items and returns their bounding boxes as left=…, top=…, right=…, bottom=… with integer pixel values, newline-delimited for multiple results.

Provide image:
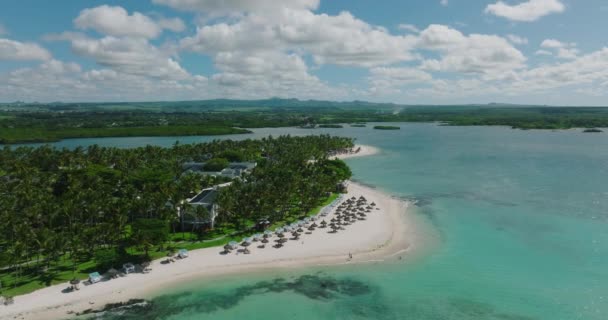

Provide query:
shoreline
left=0, top=144, right=425, bottom=320
left=332, top=144, right=380, bottom=160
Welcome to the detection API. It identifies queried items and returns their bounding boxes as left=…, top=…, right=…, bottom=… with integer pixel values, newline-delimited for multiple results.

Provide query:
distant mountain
left=1, top=99, right=602, bottom=112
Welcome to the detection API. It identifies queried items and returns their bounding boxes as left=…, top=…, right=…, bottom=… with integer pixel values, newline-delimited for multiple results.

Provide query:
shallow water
left=60, top=124, right=607, bottom=320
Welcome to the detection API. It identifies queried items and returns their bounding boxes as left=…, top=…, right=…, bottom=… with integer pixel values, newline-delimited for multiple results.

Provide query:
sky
left=1, top=0, right=607, bottom=105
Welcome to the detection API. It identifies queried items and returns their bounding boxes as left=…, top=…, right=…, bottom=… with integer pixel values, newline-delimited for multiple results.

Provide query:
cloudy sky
left=1, top=0, right=607, bottom=105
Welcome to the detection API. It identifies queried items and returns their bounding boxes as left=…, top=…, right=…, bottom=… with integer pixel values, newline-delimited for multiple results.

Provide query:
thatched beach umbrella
left=371, top=202, right=376, bottom=206
left=107, top=268, right=119, bottom=278
left=262, top=238, right=269, bottom=244
left=70, top=278, right=81, bottom=290
left=242, top=238, right=252, bottom=254
left=224, top=244, right=232, bottom=253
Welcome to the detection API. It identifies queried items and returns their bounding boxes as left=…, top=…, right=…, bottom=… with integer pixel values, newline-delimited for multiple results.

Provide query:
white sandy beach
left=0, top=145, right=423, bottom=320
left=332, top=144, right=380, bottom=160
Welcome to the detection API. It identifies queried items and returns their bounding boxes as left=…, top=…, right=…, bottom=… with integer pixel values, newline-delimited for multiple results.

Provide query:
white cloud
left=541, top=39, right=568, bottom=48
left=158, top=17, right=186, bottom=32
left=180, top=9, right=418, bottom=67
left=75, top=5, right=184, bottom=38
left=210, top=51, right=340, bottom=98
left=398, top=24, right=420, bottom=33
left=540, top=39, right=579, bottom=59
left=153, top=0, right=320, bottom=15
left=485, top=0, right=565, bottom=22
left=370, top=67, right=432, bottom=83
left=440, top=0, right=449, bottom=6
left=0, top=38, right=52, bottom=61
left=507, top=34, right=528, bottom=45
left=418, top=25, right=526, bottom=76
left=70, top=36, right=190, bottom=80
left=368, top=67, right=432, bottom=94
left=0, top=23, right=7, bottom=36
left=510, top=48, right=608, bottom=92
left=0, top=60, right=211, bottom=102
left=556, top=48, right=579, bottom=59
left=4, top=0, right=608, bottom=104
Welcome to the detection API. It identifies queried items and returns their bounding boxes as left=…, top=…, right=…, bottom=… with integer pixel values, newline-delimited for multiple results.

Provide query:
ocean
left=42, top=123, right=607, bottom=320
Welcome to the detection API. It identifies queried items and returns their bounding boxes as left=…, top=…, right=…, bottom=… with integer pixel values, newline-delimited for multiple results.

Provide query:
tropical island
left=583, top=128, right=603, bottom=133
left=0, top=136, right=354, bottom=296
left=4, top=100, right=608, bottom=143
left=374, top=125, right=401, bottom=130
left=0, top=138, right=413, bottom=319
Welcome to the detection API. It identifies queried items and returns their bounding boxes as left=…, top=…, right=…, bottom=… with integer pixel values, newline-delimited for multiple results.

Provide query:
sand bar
left=332, top=144, right=380, bottom=160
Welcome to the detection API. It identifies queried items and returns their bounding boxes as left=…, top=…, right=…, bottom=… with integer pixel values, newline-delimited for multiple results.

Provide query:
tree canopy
left=0, top=134, right=354, bottom=296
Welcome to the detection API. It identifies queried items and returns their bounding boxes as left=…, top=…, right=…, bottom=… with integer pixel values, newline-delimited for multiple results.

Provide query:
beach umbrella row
left=221, top=195, right=377, bottom=254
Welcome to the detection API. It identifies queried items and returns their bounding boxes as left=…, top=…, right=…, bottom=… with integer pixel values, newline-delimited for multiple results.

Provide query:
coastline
left=332, top=144, right=380, bottom=160
left=0, top=144, right=424, bottom=320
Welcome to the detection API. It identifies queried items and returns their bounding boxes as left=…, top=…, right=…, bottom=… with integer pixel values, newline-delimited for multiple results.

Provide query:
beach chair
left=89, top=272, right=102, bottom=284
left=123, top=263, right=135, bottom=274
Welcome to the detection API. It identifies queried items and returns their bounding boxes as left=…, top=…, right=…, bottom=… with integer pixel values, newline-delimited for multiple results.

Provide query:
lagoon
left=45, top=123, right=608, bottom=320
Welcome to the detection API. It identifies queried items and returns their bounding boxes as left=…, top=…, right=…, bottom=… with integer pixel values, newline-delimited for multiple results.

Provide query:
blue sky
left=1, top=0, right=607, bottom=105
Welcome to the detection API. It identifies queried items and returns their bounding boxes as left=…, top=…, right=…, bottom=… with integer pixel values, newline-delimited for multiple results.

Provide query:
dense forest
left=1, top=100, right=608, bottom=143
left=0, top=135, right=353, bottom=297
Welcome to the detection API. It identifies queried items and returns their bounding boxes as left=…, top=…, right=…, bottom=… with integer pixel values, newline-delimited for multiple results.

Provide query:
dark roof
left=189, top=188, right=218, bottom=205
left=182, top=162, right=206, bottom=172
left=228, top=162, right=256, bottom=170
left=182, top=162, right=256, bottom=174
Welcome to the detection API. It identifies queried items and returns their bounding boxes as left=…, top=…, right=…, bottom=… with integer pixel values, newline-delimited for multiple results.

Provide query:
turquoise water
left=55, top=124, right=607, bottom=320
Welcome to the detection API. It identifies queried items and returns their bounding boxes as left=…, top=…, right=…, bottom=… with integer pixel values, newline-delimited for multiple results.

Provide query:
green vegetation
left=374, top=125, right=401, bottom=130
left=203, top=158, right=230, bottom=171
left=0, top=135, right=353, bottom=296
left=4, top=100, right=608, bottom=144
left=583, top=128, right=603, bottom=133
left=218, top=150, right=246, bottom=162
left=0, top=126, right=250, bottom=144
left=318, top=124, right=343, bottom=128
left=350, top=124, right=366, bottom=127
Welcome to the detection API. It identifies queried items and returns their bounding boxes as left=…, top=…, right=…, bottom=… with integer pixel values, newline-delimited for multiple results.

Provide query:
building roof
left=228, top=162, right=257, bottom=170
left=182, top=161, right=256, bottom=179
left=189, top=188, right=218, bottom=205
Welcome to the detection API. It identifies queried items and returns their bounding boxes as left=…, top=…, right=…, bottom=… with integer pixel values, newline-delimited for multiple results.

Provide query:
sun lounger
left=89, top=272, right=102, bottom=284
